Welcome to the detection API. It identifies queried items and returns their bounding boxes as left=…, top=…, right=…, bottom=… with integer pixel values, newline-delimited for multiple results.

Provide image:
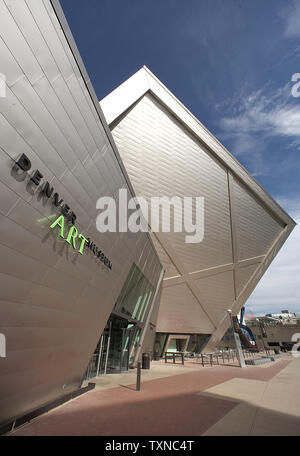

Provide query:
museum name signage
left=49, top=215, right=112, bottom=269
left=13, top=153, right=112, bottom=270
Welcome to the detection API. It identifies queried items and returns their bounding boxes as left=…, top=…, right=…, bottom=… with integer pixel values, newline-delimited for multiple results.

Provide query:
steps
left=245, top=354, right=281, bottom=365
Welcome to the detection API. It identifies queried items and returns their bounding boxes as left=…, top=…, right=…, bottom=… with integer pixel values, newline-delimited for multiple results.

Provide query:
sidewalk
left=10, top=354, right=300, bottom=436
left=203, top=355, right=300, bottom=435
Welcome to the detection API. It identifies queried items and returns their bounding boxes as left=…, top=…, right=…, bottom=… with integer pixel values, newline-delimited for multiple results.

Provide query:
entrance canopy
left=100, top=66, right=296, bottom=351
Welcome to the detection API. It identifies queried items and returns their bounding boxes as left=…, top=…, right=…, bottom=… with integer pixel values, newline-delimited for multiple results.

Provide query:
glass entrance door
left=106, top=325, right=125, bottom=373
left=121, top=326, right=132, bottom=371
left=87, top=315, right=135, bottom=376
left=85, top=262, right=155, bottom=379
left=85, top=314, right=142, bottom=379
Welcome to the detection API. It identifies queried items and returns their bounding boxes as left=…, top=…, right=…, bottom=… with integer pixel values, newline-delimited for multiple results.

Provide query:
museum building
left=0, top=0, right=295, bottom=433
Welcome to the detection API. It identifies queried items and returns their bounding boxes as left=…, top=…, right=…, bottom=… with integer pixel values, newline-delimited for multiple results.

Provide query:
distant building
left=247, top=310, right=300, bottom=325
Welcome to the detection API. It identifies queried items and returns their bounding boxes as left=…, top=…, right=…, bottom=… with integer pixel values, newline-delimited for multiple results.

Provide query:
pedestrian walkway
left=203, top=355, right=300, bottom=435
left=10, top=354, right=299, bottom=436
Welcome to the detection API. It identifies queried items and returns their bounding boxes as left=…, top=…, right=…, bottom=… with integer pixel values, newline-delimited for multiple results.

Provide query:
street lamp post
left=227, top=309, right=245, bottom=368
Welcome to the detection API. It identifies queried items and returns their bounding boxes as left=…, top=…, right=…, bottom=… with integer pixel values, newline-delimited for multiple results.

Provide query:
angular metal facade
left=100, top=67, right=296, bottom=352
left=0, top=1, right=162, bottom=427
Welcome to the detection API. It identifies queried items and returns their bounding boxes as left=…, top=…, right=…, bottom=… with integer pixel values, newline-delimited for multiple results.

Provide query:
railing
left=191, top=348, right=259, bottom=366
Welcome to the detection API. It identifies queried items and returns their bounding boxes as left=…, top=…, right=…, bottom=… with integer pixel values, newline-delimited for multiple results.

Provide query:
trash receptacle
left=153, top=351, right=160, bottom=361
left=142, top=352, right=150, bottom=369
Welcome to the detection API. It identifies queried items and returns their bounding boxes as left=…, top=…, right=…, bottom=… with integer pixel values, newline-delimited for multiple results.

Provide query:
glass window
left=129, top=327, right=141, bottom=364
left=114, top=264, right=154, bottom=323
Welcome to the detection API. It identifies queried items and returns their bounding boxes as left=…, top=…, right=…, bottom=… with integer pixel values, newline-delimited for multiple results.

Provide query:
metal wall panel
left=112, top=94, right=233, bottom=272
left=158, top=283, right=215, bottom=333
left=233, top=177, right=284, bottom=261
left=150, top=235, right=180, bottom=279
left=193, top=271, right=236, bottom=328
left=0, top=0, right=162, bottom=427
left=111, top=93, right=234, bottom=333
left=235, top=263, right=260, bottom=297
left=0, top=1, right=43, bottom=84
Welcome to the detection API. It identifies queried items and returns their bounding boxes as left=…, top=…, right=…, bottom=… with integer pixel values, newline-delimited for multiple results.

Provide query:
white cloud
left=214, top=0, right=300, bottom=165
left=218, top=81, right=299, bottom=140
left=281, top=0, right=300, bottom=39
left=215, top=80, right=300, bottom=178
left=246, top=201, right=300, bottom=316
left=270, top=105, right=300, bottom=137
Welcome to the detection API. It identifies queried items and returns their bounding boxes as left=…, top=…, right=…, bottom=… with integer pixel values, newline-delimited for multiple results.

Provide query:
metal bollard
left=136, top=361, right=141, bottom=391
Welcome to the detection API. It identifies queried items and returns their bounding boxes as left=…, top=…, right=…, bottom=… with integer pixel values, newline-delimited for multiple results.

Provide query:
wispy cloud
left=213, top=0, right=300, bottom=176
left=218, top=80, right=300, bottom=142
left=215, top=79, right=300, bottom=178
left=280, top=0, right=300, bottom=39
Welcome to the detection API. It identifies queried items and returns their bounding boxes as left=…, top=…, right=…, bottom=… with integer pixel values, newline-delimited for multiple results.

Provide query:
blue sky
left=61, top=0, right=300, bottom=315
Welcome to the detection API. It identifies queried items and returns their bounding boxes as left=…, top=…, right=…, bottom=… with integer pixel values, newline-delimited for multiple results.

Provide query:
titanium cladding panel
left=100, top=67, right=296, bottom=350
left=0, top=1, right=162, bottom=426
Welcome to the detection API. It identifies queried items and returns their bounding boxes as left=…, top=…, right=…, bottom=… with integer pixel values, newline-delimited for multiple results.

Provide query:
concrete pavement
left=203, top=355, right=300, bottom=435
left=10, top=354, right=300, bottom=436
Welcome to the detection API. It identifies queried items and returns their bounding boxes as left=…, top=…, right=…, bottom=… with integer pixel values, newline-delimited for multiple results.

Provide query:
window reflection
left=114, top=263, right=154, bottom=323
